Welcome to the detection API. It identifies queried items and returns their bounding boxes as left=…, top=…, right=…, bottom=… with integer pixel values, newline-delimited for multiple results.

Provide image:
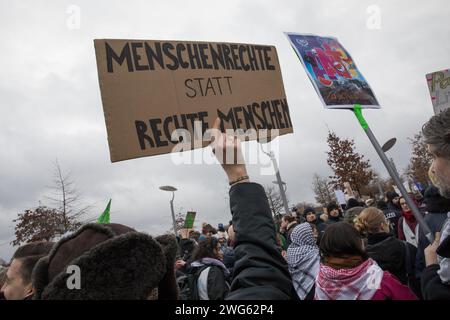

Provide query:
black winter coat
left=190, top=263, right=230, bottom=300
left=384, top=203, right=402, bottom=236
left=415, top=212, right=448, bottom=278
left=225, top=183, right=295, bottom=300
left=421, top=264, right=450, bottom=300
left=365, top=232, right=415, bottom=285
left=324, top=215, right=343, bottom=227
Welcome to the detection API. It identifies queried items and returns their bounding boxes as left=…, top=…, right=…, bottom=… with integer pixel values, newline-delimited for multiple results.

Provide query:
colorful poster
left=285, top=33, right=379, bottom=109
left=426, top=69, right=450, bottom=115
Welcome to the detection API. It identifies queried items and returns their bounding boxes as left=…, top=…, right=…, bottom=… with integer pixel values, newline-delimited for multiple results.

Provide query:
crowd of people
left=1, top=110, right=450, bottom=300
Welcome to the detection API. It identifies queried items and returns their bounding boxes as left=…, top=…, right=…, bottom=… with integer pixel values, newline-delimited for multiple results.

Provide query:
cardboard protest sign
left=184, top=211, right=196, bottom=229
left=94, top=39, right=293, bottom=162
left=343, top=182, right=355, bottom=198
left=426, top=69, right=450, bottom=114
left=285, top=33, right=379, bottom=109
left=334, top=189, right=346, bottom=206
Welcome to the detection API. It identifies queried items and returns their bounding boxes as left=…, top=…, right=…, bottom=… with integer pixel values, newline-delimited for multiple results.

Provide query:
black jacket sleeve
left=421, top=264, right=450, bottom=300
left=207, top=266, right=229, bottom=300
left=225, top=182, right=295, bottom=300
left=415, top=225, right=428, bottom=279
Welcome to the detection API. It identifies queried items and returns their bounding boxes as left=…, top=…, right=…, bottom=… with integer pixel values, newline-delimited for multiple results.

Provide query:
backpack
left=177, top=265, right=209, bottom=300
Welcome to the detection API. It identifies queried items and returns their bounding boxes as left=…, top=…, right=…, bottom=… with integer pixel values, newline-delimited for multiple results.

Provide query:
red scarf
left=402, top=209, right=416, bottom=223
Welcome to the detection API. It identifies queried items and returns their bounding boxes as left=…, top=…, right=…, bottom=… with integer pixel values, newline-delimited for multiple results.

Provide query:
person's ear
left=24, top=283, right=34, bottom=298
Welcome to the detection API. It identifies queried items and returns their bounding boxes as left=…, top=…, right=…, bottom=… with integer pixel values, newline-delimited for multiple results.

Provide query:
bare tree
left=312, top=173, right=336, bottom=207
left=326, top=131, right=374, bottom=196
left=175, top=212, right=186, bottom=232
left=406, top=132, right=433, bottom=186
left=45, top=160, right=91, bottom=234
left=264, top=185, right=285, bottom=219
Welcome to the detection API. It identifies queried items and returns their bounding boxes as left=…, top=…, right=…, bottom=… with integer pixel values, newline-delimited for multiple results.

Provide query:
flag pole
left=352, top=104, right=434, bottom=243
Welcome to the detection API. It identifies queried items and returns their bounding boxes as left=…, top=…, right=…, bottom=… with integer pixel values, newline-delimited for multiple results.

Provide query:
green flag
left=97, top=199, right=111, bottom=224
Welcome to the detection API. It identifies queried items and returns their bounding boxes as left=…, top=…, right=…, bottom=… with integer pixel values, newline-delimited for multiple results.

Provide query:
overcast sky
left=0, top=0, right=448, bottom=260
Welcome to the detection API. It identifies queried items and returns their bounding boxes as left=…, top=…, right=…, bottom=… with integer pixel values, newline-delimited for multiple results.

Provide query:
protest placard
left=285, top=33, right=434, bottom=242
left=426, top=69, right=450, bottom=114
left=334, top=189, right=346, bottom=206
left=285, top=33, right=379, bottom=109
left=94, top=39, right=293, bottom=162
left=184, top=211, right=196, bottom=229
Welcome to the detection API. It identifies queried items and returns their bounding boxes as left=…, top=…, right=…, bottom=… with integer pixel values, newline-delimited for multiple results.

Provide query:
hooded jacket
left=189, top=257, right=230, bottom=300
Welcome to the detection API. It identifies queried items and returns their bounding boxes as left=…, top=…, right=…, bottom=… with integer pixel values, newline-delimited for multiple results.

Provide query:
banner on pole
left=285, top=33, right=379, bottom=109
left=426, top=69, right=450, bottom=115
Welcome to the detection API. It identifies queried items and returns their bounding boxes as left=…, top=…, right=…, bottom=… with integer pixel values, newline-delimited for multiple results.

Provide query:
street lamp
left=272, top=180, right=287, bottom=191
left=379, top=137, right=399, bottom=198
left=159, top=185, right=178, bottom=235
left=259, top=143, right=290, bottom=215
left=381, top=137, right=401, bottom=179
left=381, top=138, right=397, bottom=153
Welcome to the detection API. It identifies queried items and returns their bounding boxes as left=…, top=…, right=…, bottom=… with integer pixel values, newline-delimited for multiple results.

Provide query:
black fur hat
left=32, top=223, right=178, bottom=300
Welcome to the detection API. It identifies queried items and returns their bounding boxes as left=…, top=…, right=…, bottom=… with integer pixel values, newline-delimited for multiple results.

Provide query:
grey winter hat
left=32, top=223, right=179, bottom=300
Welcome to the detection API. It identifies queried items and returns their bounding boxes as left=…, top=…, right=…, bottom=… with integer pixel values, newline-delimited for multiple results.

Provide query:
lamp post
left=381, top=138, right=397, bottom=153
left=259, top=143, right=290, bottom=215
left=159, top=185, right=178, bottom=234
left=382, top=138, right=400, bottom=177
left=379, top=138, right=399, bottom=197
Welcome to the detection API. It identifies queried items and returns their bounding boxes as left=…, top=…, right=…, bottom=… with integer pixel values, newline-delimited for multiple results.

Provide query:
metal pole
left=390, top=158, right=401, bottom=180
left=170, top=192, right=177, bottom=235
left=353, top=106, right=434, bottom=243
left=270, top=151, right=290, bottom=216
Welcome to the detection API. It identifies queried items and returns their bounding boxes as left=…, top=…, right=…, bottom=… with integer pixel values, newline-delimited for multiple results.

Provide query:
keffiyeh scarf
left=287, top=223, right=320, bottom=299
left=315, top=258, right=384, bottom=300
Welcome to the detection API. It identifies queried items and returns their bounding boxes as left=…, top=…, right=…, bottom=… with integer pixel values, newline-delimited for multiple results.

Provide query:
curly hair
left=422, top=108, right=450, bottom=159
left=353, top=207, right=387, bottom=237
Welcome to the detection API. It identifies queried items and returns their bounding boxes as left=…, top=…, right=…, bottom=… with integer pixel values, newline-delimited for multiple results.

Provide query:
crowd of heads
left=0, top=108, right=449, bottom=300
